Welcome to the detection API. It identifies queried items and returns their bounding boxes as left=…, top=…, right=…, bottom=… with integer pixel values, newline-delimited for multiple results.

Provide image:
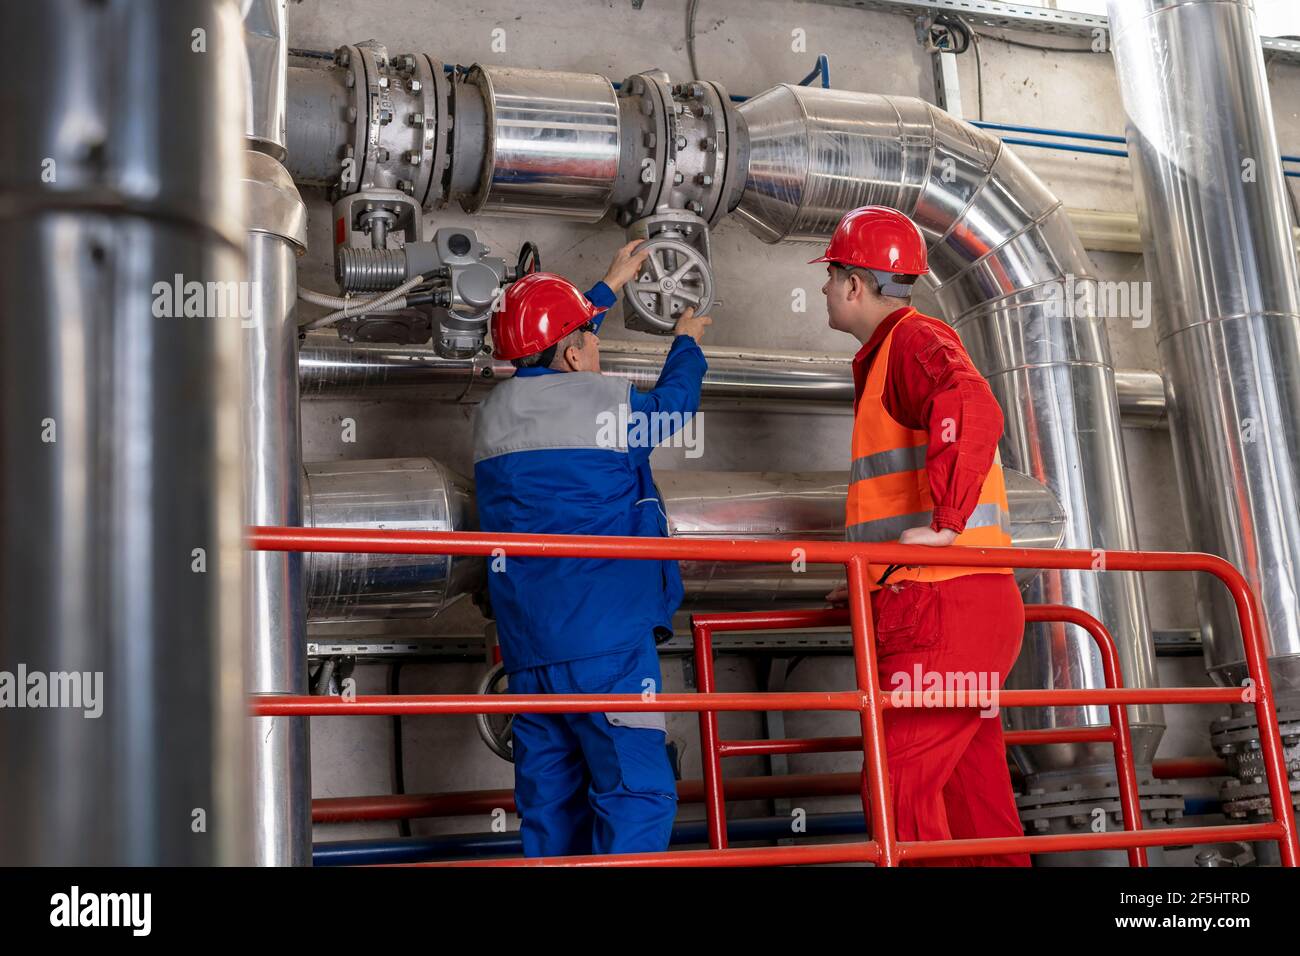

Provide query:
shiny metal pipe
left=1114, top=369, right=1167, bottom=429
left=0, top=0, right=249, bottom=864
left=242, top=151, right=311, bottom=866
left=285, top=62, right=351, bottom=186
left=1109, top=0, right=1300, bottom=690
left=297, top=332, right=858, bottom=406
left=298, top=460, right=1062, bottom=617
left=298, top=330, right=1170, bottom=424
left=302, top=459, right=483, bottom=622
left=734, top=84, right=1161, bottom=771
left=242, top=0, right=288, bottom=160
left=461, top=65, right=621, bottom=221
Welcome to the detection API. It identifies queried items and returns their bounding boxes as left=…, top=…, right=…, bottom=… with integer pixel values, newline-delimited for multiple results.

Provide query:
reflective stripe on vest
left=845, top=311, right=1013, bottom=587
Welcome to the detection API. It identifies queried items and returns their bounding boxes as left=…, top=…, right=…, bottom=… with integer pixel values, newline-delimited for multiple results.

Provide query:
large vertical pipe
left=242, top=0, right=311, bottom=865
left=0, top=0, right=250, bottom=864
left=242, top=153, right=311, bottom=865
left=1109, top=0, right=1300, bottom=691
left=242, top=0, right=289, bottom=160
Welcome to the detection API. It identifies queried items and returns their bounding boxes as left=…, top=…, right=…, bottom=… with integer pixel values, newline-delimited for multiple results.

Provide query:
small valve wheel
left=625, top=235, right=715, bottom=332
left=475, top=661, right=514, bottom=762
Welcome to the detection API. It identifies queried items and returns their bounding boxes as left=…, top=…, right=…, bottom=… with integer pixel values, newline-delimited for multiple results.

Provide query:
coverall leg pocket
left=872, top=581, right=942, bottom=658
left=567, top=645, right=678, bottom=854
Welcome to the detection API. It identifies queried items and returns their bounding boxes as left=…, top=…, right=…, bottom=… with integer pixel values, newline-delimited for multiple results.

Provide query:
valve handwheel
left=475, top=661, right=515, bottom=762
left=625, top=235, right=714, bottom=332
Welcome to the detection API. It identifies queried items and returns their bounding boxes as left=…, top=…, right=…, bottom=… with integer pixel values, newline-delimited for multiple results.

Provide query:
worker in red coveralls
left=816, top=205, right=1030, bottom=866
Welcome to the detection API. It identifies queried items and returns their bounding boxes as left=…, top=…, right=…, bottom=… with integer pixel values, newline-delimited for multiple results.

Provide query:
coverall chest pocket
left=871, top=581, right=942, bottom=657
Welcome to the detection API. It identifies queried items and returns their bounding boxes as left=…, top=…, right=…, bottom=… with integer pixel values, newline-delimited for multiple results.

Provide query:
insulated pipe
left=244, top=0, right=312, bottom=868
left=1109, top=0, right=1300, bottom=692
left=733, top=84, right=1160, bottom=772
left=296, top=330, right=1169, bottom=425
left=242, top=151, right=312, bottom=866
left=242, top=0, right=288, bottom=160
left=302, top=458, right=482, bottom=622
left=243, top=0, right=312, bottom=866
left=0, top=0, right=250, bottom=865
left=296, top=458, right=1064, bottom=621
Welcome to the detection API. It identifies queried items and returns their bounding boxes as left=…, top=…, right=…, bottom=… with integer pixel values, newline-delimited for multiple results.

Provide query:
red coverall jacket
left=852, top=306, right=1030, bottom=867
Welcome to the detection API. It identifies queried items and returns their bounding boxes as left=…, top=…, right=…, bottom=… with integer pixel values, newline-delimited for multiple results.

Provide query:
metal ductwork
left=299, top=458, right=1065, bottom=621
left=732, top=83, right=1161, bottom=772
left=1109, top=0, right=1300, bottom=695
left=0, top=0, right=250, bottom=865
left=303, top=458, right=482, bottom=622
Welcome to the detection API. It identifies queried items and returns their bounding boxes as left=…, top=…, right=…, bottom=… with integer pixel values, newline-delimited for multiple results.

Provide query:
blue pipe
left=972, top=120, right=1125, bottom=145
left=313, top=810, right=868, bottom=866
left=998, top=136, right=1129, bottom=159
left=799, top=55, right=831, bottom=89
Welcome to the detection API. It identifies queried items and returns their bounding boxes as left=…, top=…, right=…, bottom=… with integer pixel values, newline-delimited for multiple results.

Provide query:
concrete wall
left=287, top=0, right=1300, bottom=851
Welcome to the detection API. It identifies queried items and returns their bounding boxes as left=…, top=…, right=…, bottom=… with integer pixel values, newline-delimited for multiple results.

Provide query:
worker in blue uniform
left=473, top=241, right=711, bottom=857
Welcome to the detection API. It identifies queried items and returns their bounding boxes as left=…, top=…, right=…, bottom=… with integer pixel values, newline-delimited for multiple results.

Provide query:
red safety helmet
left=808, top=205, right=929, bottom=277
left=491, top=271, right=603, bottom=361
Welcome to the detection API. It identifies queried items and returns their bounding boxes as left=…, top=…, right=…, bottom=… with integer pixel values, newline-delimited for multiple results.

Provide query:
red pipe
left=311, top=759, right=1230, bottom=825
left=718, top=736, right=864, bottom=757
left=1152, top=756, right=1230, bottom=779
left=253, top=685, right=1251, bottom=717
left=313, top=771, right=865, bottom=824
left=401, top=840, right=882, bottom=868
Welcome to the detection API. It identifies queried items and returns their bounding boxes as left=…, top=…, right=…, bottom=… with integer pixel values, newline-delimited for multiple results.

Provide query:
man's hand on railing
left=825, top=583, right=850, bottom=607
left=898, top=527, right=958, bottom=547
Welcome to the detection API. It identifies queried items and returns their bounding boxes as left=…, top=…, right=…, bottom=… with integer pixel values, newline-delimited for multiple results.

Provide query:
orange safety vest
left=845, top=311, right=1013, bottom=589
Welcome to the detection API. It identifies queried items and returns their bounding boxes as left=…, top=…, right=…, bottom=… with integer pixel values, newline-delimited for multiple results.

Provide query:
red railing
left=248, top=524, right=1300, bottom=867
left=691, top=604, right=1144, bottom=863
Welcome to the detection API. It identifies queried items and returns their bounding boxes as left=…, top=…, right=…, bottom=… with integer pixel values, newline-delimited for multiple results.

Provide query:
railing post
left=846, top=555, right=897, bottom=866
left=692, top=619, right=728, bottom=850
left=1220, top=568, right=1300, bottom=867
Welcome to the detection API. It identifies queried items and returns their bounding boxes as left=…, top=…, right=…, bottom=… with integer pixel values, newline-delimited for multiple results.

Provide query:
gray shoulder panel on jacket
left=474, top=372, right=633, bottom=462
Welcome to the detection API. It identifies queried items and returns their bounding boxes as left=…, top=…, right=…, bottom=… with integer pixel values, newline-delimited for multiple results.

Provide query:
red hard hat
left=491, top=272, right=603, bottom=361
left=808, top=206, right=929, bottom=276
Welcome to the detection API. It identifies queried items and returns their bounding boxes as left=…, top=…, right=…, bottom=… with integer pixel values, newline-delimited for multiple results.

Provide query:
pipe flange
left=1210, top=691, right=1300, bottom=750
left=413, top=53, right=451, bottom=208
left=1016, top=777, right=1184, bottom=832
left=663, top=80, right=738, bottom=226
left=1218, top=775, right=1300, bottom=818
left=616, top=71, right=673, bottom=225
left=334, top=43, right=447, bottom=203
left=614, top=73, right=741, bottom=227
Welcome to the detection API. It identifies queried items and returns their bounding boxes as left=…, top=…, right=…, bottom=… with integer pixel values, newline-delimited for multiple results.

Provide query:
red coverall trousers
left=868, top=571, right=1030, bottom=866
